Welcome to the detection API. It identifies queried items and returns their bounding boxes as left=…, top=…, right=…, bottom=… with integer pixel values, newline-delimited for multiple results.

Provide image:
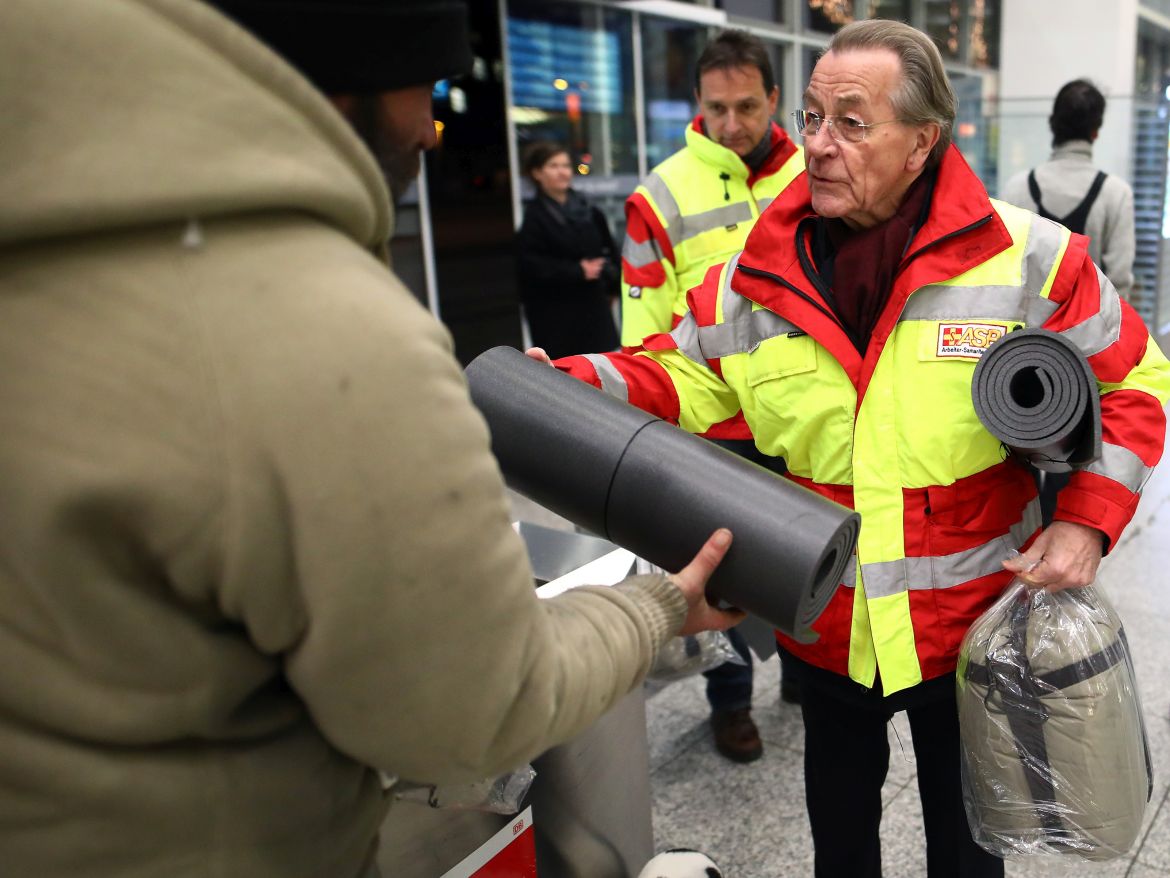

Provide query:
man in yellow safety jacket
left=543, top=20, right=1170, bottom=878
left=620, top=28, right=806, bottom=763
left=621, top=29, right=804, bottom=355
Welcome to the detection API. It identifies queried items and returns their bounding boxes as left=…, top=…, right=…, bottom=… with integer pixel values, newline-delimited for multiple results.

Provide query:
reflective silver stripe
left=1023, top=214, right=1066, bottom=293
left=757, top=195, right=775, bottom=213
left=1084, top=441, right=1155, bottom=492
left=1021, top=215, right=1067, bottom=326
left=687, top=253, right=803, bottom=358
left=899, top=213, right=1066, bottom=326
left=698, top=310, right=800, bottom=358
left=644, top=172, right=753, bottom=247
left=621, top=236, right=661, bottom=269
left=899, top=285, right=1027, bottom=322
left=670, top=313, right=706, bottom=365
left=860, top=497, right=1042, bottom=599
left=584, top=354, right=628, bottom=402
left=676, top=201, right=754, bottom=243
left=721, top=253, right=750, bottom=323
left=1024, top=296, right=1061, bottom=326
left=1059, top=264, right=1123, bottom=357
left=840, top=559, right=857, bottom=588
left=643, top=172, right=682, bottom=237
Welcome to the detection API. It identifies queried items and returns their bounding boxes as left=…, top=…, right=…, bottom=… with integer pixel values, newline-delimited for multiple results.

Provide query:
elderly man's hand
left=1002, top=521, right=1105, bottom=591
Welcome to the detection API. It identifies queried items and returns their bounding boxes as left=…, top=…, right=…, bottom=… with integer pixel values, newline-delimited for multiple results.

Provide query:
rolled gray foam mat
left=971, top=329, right=1101, bottom=473
left=465, top=346, right=860, bottom=642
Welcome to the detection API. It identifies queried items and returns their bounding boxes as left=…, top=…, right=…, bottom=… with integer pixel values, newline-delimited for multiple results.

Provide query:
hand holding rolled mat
left=464, top=346, right=860, bottom=642
left=971, top=328, right=1101, bottom=473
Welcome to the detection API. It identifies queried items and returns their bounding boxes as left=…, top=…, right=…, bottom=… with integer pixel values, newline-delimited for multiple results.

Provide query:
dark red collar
left=732, top=145, right=1013, bottom=390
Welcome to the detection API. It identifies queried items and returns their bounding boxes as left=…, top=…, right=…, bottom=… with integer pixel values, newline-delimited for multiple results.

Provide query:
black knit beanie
left=209, top=0, right=473, bottom=94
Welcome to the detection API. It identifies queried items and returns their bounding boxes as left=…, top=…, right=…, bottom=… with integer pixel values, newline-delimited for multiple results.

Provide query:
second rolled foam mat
left=971, top=328, right=1101, bottom=473
left=465, top=346, right=860, bottom=642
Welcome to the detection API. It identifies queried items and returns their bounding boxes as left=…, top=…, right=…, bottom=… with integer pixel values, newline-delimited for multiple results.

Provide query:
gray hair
left=827, top=20, right=955, bottom=167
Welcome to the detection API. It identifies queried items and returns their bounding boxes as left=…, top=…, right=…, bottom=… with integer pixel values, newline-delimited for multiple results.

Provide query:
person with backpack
left=1000, top=79, right=1135, bottom=303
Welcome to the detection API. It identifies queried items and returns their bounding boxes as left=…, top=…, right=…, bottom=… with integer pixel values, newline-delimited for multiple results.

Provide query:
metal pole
left=416, top=156, right=440, bottom=320
left=499, top=0, right=523, bottom=231
left=632, top=11, right=648, bottom=179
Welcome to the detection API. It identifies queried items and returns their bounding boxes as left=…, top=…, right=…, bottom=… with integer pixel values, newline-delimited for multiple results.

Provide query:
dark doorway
left=428, top=1, right=522, bottom=365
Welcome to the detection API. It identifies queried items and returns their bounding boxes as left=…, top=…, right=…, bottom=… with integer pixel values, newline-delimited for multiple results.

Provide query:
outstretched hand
left=670, top=529, right=745, bottom=636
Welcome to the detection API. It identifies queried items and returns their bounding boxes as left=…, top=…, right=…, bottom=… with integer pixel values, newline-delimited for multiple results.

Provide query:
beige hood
left=0, top=0, right=392, bottom=249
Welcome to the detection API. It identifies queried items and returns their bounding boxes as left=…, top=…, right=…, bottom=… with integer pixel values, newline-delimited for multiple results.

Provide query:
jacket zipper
left=900, top=214, right=994, bottom=270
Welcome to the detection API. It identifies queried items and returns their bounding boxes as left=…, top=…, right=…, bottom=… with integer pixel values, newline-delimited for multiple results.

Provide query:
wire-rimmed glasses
left=791, top=109, right=903, bottom=144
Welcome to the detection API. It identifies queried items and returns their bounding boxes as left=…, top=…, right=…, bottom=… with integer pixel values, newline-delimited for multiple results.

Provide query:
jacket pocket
left=925, top=462, right=1035, bottom=551
left=746, top=333, right=818, bottom=384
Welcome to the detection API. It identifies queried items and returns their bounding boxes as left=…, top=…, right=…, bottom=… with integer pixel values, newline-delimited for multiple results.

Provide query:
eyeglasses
left=791, top=109, right=903, bottom=144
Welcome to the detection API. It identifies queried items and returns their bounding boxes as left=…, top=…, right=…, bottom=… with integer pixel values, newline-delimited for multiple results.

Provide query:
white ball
left=637, top=848, right=723, bottom=878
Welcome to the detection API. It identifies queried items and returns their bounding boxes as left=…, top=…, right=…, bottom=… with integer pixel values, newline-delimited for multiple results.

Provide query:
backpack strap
left=1059, top=170, right=1108, bottom=237
left=1027, top=171, right=1058, bottom=223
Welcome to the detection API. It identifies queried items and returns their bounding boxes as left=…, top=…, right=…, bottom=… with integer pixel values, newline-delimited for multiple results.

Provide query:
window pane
left=967, top=0, right=999, bottom=69
left=950, top=72, right=995, bottom=190
left=642, top=16, right=707, bottom=169
left=804, top=0, right=910, bottom=34
left=507, top=0, right=637, bottom=231
left=922, top=0, right=962, bottom=62
left=722, top=0, right=785, bottom=24
left=804, top=0, right=855, bottom=34
left=1136, top=19, right=1170, bottom=97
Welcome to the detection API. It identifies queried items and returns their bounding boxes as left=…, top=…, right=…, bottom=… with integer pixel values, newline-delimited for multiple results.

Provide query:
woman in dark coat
left=516, top=142, right=620, bottom=358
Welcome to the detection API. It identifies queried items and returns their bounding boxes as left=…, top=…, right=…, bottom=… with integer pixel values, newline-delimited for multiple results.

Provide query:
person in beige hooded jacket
left=0, top=2, right=742, bottom=876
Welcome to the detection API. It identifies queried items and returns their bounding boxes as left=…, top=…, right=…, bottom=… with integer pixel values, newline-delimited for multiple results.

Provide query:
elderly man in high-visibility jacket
left=536, top=19, right=1170, bottom=878
left=620, top=28, right=806, bottom=764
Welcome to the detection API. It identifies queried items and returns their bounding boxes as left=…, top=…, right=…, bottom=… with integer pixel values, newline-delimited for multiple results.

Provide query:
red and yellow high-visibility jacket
left=558, top=146, right=1170, bottom=694
left=620, top=117, right=803, bottom=350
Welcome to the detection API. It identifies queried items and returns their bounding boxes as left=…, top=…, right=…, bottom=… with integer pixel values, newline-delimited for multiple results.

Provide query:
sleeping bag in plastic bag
left=957, top=580, right=1152, bottom=860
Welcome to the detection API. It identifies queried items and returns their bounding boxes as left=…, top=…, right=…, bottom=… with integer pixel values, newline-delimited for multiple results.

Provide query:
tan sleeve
left=204, top=221, right=686, bottom=784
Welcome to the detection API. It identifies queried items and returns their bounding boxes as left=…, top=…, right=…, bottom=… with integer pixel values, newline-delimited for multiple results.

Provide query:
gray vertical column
left=500, top=0, right=523, bottom=233
left=632, top=11, right=648, bottom=181
left=416, top=156, right=440, bottom=319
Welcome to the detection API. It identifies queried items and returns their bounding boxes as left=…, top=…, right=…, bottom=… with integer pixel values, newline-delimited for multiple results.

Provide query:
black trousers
left=792, top=657, right=1004, bottom=878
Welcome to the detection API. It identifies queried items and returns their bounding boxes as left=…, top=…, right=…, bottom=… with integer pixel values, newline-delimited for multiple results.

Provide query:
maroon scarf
left=820, top=171, right=933, bottom=352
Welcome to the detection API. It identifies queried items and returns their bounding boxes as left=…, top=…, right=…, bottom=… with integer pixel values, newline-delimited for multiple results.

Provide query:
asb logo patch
left=936, top=322, right=1007, bottom=359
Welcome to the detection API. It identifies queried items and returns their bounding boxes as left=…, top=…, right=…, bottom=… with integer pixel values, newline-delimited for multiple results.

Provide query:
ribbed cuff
left=617, top=572, right=687, bottom=662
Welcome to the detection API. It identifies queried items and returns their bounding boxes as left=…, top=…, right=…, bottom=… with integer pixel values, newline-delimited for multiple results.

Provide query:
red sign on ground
left=440, top=806, right=537, bottom=878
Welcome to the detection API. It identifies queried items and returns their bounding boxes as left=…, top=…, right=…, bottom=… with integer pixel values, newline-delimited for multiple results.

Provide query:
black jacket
left=516, top=190, right=619, bottom=358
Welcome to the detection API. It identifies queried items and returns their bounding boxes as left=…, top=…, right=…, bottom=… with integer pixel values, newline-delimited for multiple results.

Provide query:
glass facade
left=406, top=0, right=1030, bottom=361
left=641, top=15, right=706, bottom=169
left=805, top=0, right=912, bottom=34
left=507, top=0, right=638, bottom=235
left=1137, top=17, right=1170, bottom=97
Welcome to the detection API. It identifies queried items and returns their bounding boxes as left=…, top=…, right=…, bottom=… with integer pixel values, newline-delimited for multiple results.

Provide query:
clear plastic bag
left=394, top=764, right=536, bottom=814
left=648, top=629, right=746, bottom=682
left=956, top=580, right=1152, bottom=860
left=636, top=555, right=746, bottom=682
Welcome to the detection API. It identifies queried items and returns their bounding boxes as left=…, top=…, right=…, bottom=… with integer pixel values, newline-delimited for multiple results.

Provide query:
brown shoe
left=710, top=708, right=763, bottom=763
